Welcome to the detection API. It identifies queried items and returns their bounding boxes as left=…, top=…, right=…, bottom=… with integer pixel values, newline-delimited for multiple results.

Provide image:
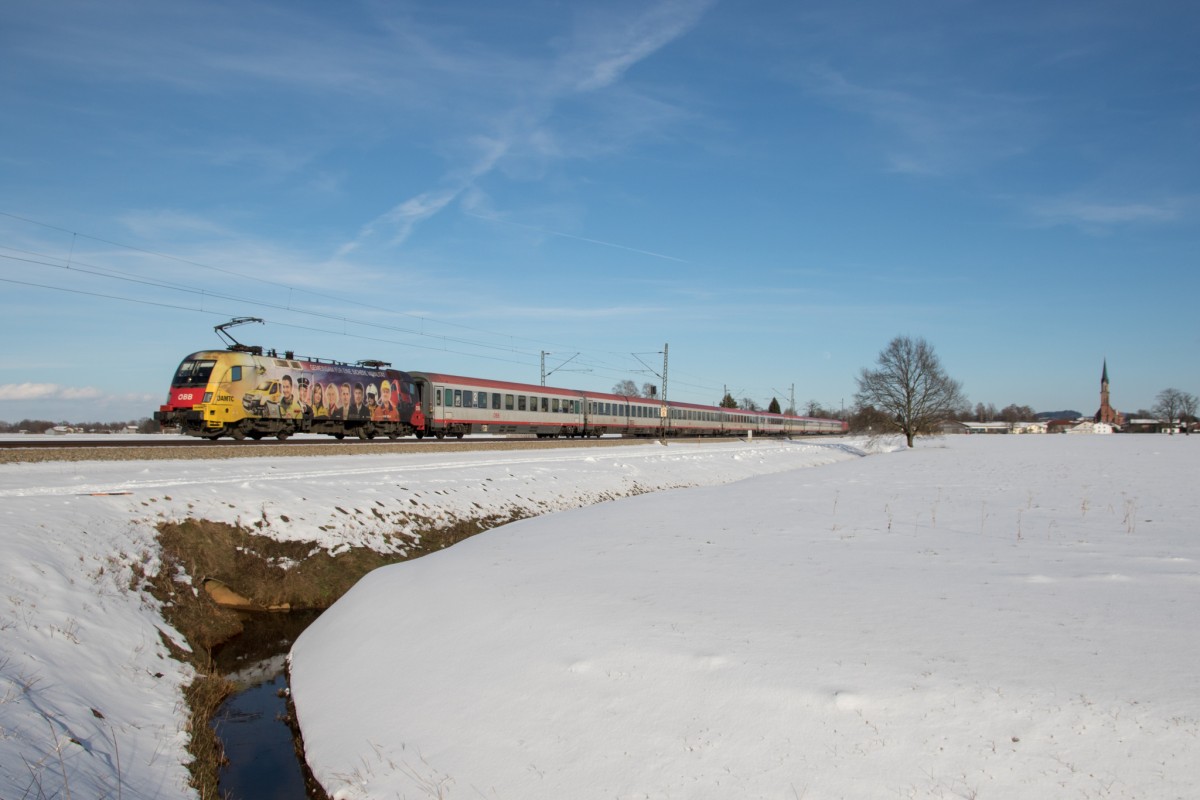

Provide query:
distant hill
left=1036, top=410, right=1082, bottom=420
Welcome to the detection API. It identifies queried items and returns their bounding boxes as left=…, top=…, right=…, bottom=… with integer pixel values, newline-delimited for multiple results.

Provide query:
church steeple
left=1095, top=359, right=1123, bottom=427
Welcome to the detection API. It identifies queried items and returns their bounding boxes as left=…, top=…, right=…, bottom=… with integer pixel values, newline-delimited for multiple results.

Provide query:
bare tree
left=847, top=403, right=893, bottom=433
left=1181, top=391, right=1198, bottom=435
left=612, top=380, right=640, bottom=397
left=739, top=398, right=761, bottom=412
left=854, top=335, right=967, bottom=447
left=1153, top=388, right=1196, bottom=434
left=999, top=403, right=1036, bottom=423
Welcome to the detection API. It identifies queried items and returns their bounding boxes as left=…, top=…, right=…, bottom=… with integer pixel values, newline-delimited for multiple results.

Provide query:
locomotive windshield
left=172, top=358, right=217, bottom=387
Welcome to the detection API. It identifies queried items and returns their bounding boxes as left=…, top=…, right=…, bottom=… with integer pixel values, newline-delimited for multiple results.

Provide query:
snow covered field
left=290, top=435, right=1200, bottom=800
left=1, top=435, right=1196, bottom=799
left=0, top=436, right=874, bottom=799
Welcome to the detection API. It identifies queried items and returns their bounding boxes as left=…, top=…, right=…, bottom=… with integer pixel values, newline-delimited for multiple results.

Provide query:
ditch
left=211, top=611, right=326, bottom=800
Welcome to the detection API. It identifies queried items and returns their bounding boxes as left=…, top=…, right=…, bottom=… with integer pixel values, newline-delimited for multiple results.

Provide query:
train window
left=454, top=389, right=462, bottom=407
left=436, top=388, right=443, bottom=407
left=541, top=397, right=549, bottom=413
left=505, top=394, right=514, bottom=410
left=518, top=396, right=526, bottom=412
left=173, top=359, right=217, bottom=387
left=229, top=366, right=242, bottom=382
left=552, top=398, right=560, bottom=413
left=477, top=391, right=487, bottom=408
left=491, top=393, right=501, bottom=410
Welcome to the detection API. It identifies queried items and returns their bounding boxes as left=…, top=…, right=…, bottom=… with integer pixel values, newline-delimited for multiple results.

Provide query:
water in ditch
left=211, top=610, right=325, bottom=800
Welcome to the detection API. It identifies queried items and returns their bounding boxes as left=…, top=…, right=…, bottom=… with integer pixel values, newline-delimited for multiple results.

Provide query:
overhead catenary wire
left=1, top=212, right=770, bottom=402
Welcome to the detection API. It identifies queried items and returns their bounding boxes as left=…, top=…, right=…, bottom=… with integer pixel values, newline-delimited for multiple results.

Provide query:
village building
left=1067, top=420, right=1115, bottom=435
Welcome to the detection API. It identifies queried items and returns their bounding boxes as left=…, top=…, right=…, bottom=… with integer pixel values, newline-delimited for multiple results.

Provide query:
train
left=153, top=343, right=848, bottom=441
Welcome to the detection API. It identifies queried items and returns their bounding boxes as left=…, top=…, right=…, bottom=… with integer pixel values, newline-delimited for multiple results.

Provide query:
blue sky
left=2, top=0, right=1197, bottom=423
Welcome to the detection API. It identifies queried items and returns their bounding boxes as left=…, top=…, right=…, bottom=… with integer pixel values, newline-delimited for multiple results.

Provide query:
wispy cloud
left=559, top=0, right=715, bottom=93
left=0, top=383, right=102, bottom=401
left=465, top=303, right=671, bottom=321
left=338, top=0, right=715, bottom=253
left=1028, top=196, right=1184, bottom=228
left=804, top=64, right=1032, bottom=176
left=464, top=212, right=689, bottom=264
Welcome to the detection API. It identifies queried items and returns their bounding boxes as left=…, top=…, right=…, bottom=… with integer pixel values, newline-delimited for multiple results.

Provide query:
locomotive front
left=153, top=350, right=255, bottom=437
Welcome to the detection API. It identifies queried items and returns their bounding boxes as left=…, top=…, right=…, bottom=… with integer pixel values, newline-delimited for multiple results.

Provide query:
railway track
left=0, top=435, right=675, bottom=464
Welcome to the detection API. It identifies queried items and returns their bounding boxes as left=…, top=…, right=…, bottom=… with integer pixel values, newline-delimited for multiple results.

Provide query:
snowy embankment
left=290, top=435, right=1200, bottom=800
left=0, top=437, right=874, bottom=799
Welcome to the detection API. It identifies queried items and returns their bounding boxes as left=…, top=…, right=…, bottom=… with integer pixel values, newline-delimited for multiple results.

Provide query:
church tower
left=1095, top=359, right=1124, bottom=426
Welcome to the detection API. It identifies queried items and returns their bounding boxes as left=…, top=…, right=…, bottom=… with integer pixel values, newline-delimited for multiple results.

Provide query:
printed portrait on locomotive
left=158, top=350, right=418, bottom=438
left=234, top=358, right=412, bottom=423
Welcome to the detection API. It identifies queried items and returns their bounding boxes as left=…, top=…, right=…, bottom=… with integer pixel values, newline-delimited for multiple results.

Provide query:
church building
left=1094, top=359, right=1125, bottom=427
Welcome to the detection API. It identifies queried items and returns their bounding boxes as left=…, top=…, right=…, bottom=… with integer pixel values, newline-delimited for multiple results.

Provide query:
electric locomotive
left=154, top=319, right=419, bottom=440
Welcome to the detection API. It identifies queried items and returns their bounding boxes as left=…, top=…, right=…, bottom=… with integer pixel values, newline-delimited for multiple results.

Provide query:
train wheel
left=333, top=433, right=345, bottom=440
left=456, top=432, right=464, bottom=440
left=276, top=429, right=291, bottom=441
left=435, top=431, right=445, bottom=440
left=415, top=431, right=425, bottom=439
left=249, top=432, right=263, bottom=440
left=230, top=427, right=246, bottom=441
